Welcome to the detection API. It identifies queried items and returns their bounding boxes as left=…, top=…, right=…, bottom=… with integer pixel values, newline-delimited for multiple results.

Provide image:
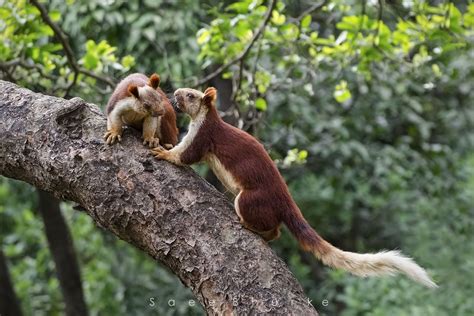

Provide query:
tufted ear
left=128, top=85, right=140, bottom=99
left=148, top=73, right=160, bottom=89
left=202, top=87, right=217, bottom=106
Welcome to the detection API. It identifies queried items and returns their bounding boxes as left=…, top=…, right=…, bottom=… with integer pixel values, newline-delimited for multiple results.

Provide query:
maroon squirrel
left=151, top=87, right=437, bottom=288
left=104, top=73, right=178, bottom=149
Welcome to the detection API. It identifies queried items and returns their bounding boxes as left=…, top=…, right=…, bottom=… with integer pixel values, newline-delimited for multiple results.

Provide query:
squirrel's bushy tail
left=283, top=207, right=437, bottom=288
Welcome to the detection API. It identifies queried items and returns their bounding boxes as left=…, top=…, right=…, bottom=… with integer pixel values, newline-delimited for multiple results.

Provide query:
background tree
left=0, top=248, right=23, bottom=316
left=1, top=0, right=473, bottom=315
left=37, top=190, right=88, bottom=316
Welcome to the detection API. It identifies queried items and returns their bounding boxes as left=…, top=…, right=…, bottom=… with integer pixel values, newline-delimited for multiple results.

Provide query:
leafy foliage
left=0, top=0, right=134, bottom=102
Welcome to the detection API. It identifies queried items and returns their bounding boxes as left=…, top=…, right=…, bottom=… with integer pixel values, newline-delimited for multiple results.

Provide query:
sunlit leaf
left=334, top=80, right=352, bottom=103
left=301, top=15, right=311, bottom=29
left=255, top=97, right=267, bottom=111
left=197, top=29, right=211, bottom=45
left=271, top=10, right=286, bottom=25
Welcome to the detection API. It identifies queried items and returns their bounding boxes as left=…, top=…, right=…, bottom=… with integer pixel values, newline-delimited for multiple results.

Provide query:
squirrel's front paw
left=104, top=130, right=122, bottom=144
left=163, top=143, right=174, bottom=150
left=143, top=137, right=161, bottom=148
left=151, top=146, right=168, bottom=160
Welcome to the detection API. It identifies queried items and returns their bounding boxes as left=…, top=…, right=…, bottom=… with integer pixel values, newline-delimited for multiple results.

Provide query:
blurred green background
left=1, top=0, right=473, bottom=315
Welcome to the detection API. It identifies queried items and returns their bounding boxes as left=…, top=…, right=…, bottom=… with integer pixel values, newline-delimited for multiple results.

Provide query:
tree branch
left=295, top=0, right=328, bottom=22
left=30, top=0, right=116, bottom=88
left=191, top=0, right=277, bottom=88
left=0, top=80, right=318, bottom=315
left=0, top=58, right=58, bottom=81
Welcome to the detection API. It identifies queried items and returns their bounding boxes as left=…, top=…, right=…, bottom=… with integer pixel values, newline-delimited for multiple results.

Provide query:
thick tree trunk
left=0, top=80, right=318, bottom=315
left=37, top=190, right=88, bottom=316
left=0, top=248, right=23, bottom=316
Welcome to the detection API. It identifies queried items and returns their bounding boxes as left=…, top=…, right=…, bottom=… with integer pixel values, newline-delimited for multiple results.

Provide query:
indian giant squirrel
left=151, top=87, right=437, bottom=288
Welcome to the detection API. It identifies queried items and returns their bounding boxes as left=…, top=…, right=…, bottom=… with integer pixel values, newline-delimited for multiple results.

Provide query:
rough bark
left=0, top=248, right=23, bottom=316
left=37, top=190, right=88, bottom=316
left=0, top=80, right=318, bottom=315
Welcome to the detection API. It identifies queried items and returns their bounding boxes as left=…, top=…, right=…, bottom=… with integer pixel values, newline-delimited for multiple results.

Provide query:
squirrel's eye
left=187, top=93, right=194, bottom=99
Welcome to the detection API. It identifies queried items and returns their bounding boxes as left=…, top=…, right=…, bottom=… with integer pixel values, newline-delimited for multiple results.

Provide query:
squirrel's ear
left=148, top=73, right=160, bottom=89
left=202, top=87, right=217, bottom=106
left=128, top=85, right=140, bottom=99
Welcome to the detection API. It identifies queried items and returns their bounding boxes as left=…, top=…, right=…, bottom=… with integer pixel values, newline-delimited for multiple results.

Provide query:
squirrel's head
left=174, top=87, right=217, bottom=119
left=127, top=73, right=165, bottom=116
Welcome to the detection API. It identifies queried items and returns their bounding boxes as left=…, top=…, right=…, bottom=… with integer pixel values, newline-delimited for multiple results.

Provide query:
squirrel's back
left=106, top=73, right=149, bottom=114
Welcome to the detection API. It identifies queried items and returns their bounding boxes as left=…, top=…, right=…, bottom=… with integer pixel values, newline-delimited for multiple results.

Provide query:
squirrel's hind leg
left=234, top=190, right=281, bottom=242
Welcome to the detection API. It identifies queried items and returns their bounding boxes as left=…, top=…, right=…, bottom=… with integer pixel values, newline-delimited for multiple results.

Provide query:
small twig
left=0, top=67, right=16, bottom=83
left=231, top=58, right=245, bottom=102
left=374, top=0, right=384, bottom=46
left=295, top=0, right=328, bottom=22
left=30, top=0, right=77, bottom=70
left=250, top=40, right=263, bottom=101
left=30, top=0, right=116, bottom=88
left=377, top=0, right=384, bottom=20
left=79, top=68, right=115, bottom=87
left=191, top=0, right=277, bottom=88
left=64, top=71, right=78, bottom=98
left=1, top=59, right=23, bottom=67
left=0, top=58, right=57, bottom=80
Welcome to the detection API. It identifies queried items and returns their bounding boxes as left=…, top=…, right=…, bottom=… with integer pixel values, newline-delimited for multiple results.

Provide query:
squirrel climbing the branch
left=151, top=87, right=437, bottom=288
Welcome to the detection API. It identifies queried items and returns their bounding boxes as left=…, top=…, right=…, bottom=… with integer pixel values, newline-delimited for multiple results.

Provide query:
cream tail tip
left=373, top=250, right=438, bottom=288
left=321, top=248, right=438, bottom=288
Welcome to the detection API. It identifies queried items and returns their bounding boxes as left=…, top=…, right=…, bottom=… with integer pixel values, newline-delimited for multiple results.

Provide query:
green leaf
left=283, top=148, right=308, bottom=166
left=334, top=80, right=352, bottom=103
left=121, top=55, right=135, bottom=69
left=432, top=64, right=442, bottom=77
left=281, top=23, right=299, bottom=40
left=271, top=10, right=286, bottom=26
left=197, top=29, right=211, bottom=45
left=83, top=53, right=98, bottom=70
left=255, top=98, right=267, bottom=111
left=227, top=0, right=253, bottom=13
left=222, top=72, right=233, bottom=79
left=49, top=10, right=61, bottom=22
left=234, top=20, right=253, bottom=41
left=298, top=150, right=308, bottom=160
left=301, top=15, right=311, bottom=29
left=255, top=71, right=271, bottom=94
left=336, top=15, right=360, bottom=32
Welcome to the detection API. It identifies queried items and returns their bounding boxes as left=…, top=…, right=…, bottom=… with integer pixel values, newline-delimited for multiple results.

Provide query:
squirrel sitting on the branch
left=151, top=87, right=437, bottom=288
left=104, top=73, right=178, bottom=149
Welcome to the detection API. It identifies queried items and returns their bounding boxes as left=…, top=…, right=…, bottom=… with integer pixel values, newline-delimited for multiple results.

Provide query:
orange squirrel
left=151, top=87, right=437, bottom=288
left=104, top=73, right=178, bottom=149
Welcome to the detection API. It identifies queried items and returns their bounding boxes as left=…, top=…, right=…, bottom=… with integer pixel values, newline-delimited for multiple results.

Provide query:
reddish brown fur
left=106, top=73, right=178, bottom=147
left=148, top=73, right=160, bottom=89
left=151, top=87, right=437, bottom=288
left=128, top=85, right=139, bottom=99
left=149, top=87, right=439, bottom=288
left=178, top=89, right=327, bottom=248
left=106, top=73, right=148, bottom=114
left=157, top=89, right=178, bottom=146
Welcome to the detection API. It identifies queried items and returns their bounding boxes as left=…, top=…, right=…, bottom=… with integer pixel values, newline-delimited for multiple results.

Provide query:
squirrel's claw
left=104, top=130, right=122, bottom=145
left=143, top=137, right=161, bottom=148
left=151, top=146, right=167, bottom=159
